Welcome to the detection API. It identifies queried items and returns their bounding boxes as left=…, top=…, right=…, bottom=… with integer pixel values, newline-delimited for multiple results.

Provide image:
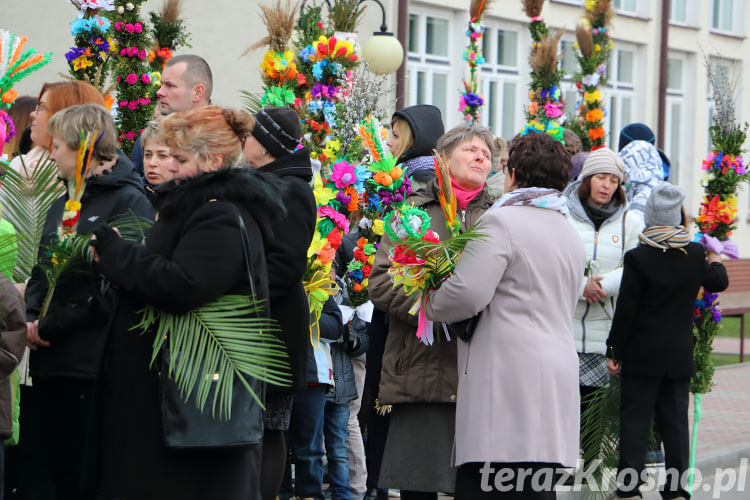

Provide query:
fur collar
left=156, top=167, right=287, bottom=241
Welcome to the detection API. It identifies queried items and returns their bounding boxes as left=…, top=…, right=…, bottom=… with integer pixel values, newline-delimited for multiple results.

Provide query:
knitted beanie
left=580, top=147, right=625, bottom=182
left=618, top=122, right=655, bottom=151
left=251, top=107, right=302, bottom=159
left=645, top=182, right=685, bottom=227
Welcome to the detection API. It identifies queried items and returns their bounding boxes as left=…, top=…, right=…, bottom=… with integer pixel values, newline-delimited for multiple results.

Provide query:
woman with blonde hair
left=23, top=103, right=152, bottom=499
left=89, top=105, right=284, bottom=500
left=386, top=104, right=444, bottom=190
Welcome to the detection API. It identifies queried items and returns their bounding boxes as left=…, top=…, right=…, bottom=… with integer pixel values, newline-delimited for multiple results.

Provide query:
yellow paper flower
left=372, top=219, right=385, bottom=235
left=584, top=90, right=602, bottom=104
left=65, top=200, right=82, bottom=211
left=322, top=139, right=341, bottom=160
left=73, top=55, right=93, bottom=71
left=308, top=230, right=328, bottom=259
left=313, top=174, right=336, bottom=205
left=367, top=255, right=375, bottom=265
left=594, top=44, right=602, bottom=53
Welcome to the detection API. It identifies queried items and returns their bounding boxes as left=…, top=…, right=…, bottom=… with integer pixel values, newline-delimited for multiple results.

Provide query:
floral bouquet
left=65, top=3, right=116, bottom=93
left=385, top=154, right=485, bottom=345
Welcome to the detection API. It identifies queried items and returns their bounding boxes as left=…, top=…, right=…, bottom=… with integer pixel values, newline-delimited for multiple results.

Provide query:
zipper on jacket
left=581, top=230, right=600, bottom=354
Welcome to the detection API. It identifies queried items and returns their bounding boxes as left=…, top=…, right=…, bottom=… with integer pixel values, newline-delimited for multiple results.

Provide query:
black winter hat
left=251, top=107, right=302, bottom=159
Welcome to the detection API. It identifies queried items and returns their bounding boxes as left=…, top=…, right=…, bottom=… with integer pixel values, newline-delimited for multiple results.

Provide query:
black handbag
left=451, top=313, right=481, bottom=342
left=160, top=202, right=265, bottom=449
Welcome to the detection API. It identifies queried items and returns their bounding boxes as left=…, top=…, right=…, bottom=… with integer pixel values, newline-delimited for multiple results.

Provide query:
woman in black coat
left=23, top=104, right=154, bottom=500
left=90, top=106, right=284, bottom=500
left=242, top=107, right=316, bottom=499
left=606, top=183, right=728, bottom=500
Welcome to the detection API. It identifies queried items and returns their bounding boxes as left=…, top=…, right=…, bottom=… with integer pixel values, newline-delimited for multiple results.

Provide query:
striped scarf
left=639, top=225, right=691, bottom=253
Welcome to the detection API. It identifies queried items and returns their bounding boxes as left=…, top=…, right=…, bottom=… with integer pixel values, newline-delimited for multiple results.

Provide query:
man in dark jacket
left=606, top=183, right=728, bottom=500
left=242, top=107, right=317, bottom=500
left=23, top=104, right=154, bottom=499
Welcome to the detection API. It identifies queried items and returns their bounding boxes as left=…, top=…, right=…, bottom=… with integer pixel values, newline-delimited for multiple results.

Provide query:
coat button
left=450, top=394, right=456, bottom=401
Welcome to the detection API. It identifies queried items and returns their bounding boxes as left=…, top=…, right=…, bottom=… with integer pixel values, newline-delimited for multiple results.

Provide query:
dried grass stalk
left=160, top=0, right=182, bottom=24
left=470, top=0, right=494, bottom=20
left=588, top=0, right=614, bottom=25
left=242, top=0, right=300, bottom=55
left=521, top=0, right=546, bottom=18
left=529, top=29, right=563, bottom=73
left=576, top=23, right=593, bottom=59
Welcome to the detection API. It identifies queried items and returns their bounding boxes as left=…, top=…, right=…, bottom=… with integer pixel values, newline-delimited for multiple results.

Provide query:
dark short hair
left=165, top=54, right=213, bottom=102
left=506, top=132, right=571, bottom=191
left=577, top=175, right=626, bottom=206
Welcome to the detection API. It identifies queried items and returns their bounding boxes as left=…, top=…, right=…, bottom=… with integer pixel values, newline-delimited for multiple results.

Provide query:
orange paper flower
left=588, top=127, right=605, bottom=141
left=586, top=108, right=604, bottom=123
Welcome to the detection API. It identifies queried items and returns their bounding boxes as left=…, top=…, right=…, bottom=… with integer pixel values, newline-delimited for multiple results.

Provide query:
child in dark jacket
left=606, top=183, right=728, bottom=499
left=287, top=293, right=344, bottom=500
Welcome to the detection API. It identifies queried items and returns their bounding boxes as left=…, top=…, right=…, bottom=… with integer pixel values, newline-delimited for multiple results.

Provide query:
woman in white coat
left=426, top=132, right=586, bottom=499
left=563, top=147, right=643, bottom=462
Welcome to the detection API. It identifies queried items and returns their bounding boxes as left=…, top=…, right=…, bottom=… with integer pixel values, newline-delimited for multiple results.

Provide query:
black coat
left=91, top=167, right=285, bottom=500
left=606, top=242, right=728, bottom=378
left=258, top=148, right=317, bottom=393
left=26, top=153, right=154, bottom=380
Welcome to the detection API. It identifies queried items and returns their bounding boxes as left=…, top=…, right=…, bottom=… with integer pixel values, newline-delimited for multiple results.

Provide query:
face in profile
left=242, top=133, right=270, bottom=168
left=167, top=146, right=222, bottom=182
left=386, top=124, right=401, bottom=156
left=448, top=136, right=492, bottom=189
left=156, top=62, right=193, bottom=115
left=30, top=92, right=51, bottom=148
left=143, top=139, right=173, bottom=185
left=49, top=135, right=78, bottom=179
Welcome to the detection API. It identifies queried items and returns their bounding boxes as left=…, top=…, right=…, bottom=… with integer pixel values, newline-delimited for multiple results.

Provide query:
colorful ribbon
left=699, top=234, right=739, bottom=260
left=304, top=269, right=340, bottom=350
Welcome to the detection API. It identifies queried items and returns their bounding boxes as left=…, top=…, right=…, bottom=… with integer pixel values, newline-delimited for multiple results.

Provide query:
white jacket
left=565, top=182, right=643, bottom=355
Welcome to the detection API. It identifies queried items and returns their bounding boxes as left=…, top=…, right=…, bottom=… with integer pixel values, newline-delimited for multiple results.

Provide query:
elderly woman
left=89, top=105, right=283, bottom=500
left=23, top=103, right=153, bottom=499
left=369, top=124, right=496, bottom=499
left=426, top=132, right=586, bottom=499
left=564, top=148, right=643, bottom=464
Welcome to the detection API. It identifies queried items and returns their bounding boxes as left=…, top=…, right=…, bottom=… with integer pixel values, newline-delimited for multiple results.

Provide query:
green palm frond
left=0, top=231, right=18, bottom=279
left=579, top=379, right=621, bottom=498
left=240, top=90, right=263, bottom=114
left=132, top=295, right=291, bottom=420
left=401, top=225, right=488, bottom=290
left=1, top=152, right=65, bottom=282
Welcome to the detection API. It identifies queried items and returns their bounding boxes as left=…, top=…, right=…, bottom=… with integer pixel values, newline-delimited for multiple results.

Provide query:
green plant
left=0, top=153, right=65, bottom=282
left=328, top=0, right=366, bottom=33
left=240, top=91, right=263, bottom=114
left=133, top=295, right=291, bottom=419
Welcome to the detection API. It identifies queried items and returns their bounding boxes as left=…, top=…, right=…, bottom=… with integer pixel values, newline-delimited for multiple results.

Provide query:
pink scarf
left=450, top=175, right=484, bottom=210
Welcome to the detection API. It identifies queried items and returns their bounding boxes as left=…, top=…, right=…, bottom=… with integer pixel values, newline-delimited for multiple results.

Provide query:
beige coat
left=426, top=204, right=586, bottom=467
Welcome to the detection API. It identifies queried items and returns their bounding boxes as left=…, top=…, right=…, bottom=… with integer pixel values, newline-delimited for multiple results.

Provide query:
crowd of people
left=0, top=52, right=728, bottom=500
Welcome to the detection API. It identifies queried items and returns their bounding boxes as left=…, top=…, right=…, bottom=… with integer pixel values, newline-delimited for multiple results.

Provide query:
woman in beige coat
left=426, top=132, right=586, bottom=499
left=369, top=125, right=497, bottom=499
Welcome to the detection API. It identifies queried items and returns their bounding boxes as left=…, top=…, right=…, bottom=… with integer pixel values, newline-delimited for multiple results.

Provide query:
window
left=478, top=24, right=521, bottom=139
left=425, top=17, right=448, bottom=57
left=560, top=40, right=578, bottom=78
left=407, top=12, right=453, bottom=122
left=605, top=47, right=638, bottom=150
left=613, top=0, right=637, bottom=13
left=496, top=30, right=517, bottom=67
left=712, top=0, right=733, bottom=31
left=667, top=58, right=683, bottom=92
left=670, top=0, right=687, bottom=23
left=408, top=14, right=418, bottom=53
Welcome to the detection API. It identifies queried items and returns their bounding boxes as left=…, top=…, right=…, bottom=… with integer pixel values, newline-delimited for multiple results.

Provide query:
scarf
left=582, top=198, right=619, bottom=230
left=451, top=175, right=484, bottom=210
left=491, top=187, right=569, bottom=216
left=403, top=155, right=437, bottom=178
left=639, top=225, right=691, bottom=253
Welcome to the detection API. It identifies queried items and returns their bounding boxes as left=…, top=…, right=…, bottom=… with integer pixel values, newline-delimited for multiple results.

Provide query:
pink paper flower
left=119, top=101, right=128, bottom=108
left=125, top=73, right=138, bottom=85
left=125, top=23, right=135, bottom=33
left=125, top=131, right=136, bottom=141
left=114, top=21, right=123, bottom=31
left=134, top=23, right=143, bottom=33
left=141, top=73, right=150, bottom=84
left=544, top=101, right=563, bottom=119
left=128, top=101, right=137, bottom=110
left=139, top=49, right=147, bottom=60
left=138, top=97, right=150, bottom=106
left=330, top=160, right=356, bottom=188
left=116, top=75, right=122, bottom=83
left=318, top=206, right=350, bottom=233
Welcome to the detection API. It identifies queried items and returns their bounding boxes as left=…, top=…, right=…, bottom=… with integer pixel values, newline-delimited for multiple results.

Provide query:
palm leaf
left=240, top=90, right=263, bottom=114
left=1, top=152, right=65, bottom=282
left=132, top=295, right=291, bottom=420
left=0, top=231, right=18, bottom=279
left=579, top=379, right=621, bottom=498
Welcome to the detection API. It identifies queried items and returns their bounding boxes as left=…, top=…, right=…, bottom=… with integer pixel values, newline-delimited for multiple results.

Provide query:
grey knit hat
left=580, top=147, right=626, bottom=182
left=645, top=182, right=685, bottom=227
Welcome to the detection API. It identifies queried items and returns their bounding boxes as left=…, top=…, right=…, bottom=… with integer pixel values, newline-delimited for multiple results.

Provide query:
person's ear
left=193, top=83, right=206, bottom=104
left=209, top=153, right=223, bottom=171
